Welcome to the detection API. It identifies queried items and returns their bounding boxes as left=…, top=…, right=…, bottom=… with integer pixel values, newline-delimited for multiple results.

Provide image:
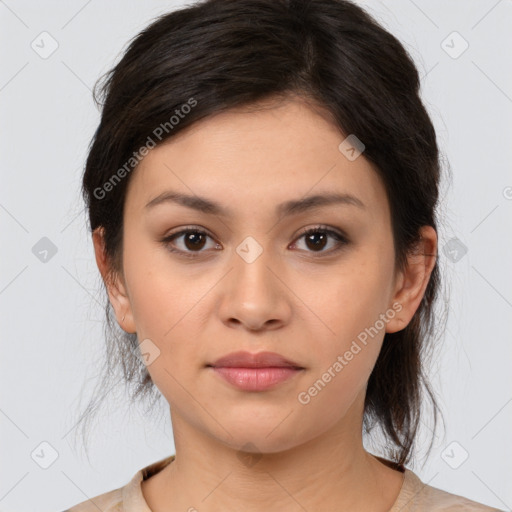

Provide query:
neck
left=142, top=393, right=404, bottom=512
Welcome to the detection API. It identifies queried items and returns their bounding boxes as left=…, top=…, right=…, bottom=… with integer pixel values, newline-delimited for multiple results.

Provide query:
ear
left=92, top=227, right=136, bottom=334
left=385, top=225, right=437, bottom=334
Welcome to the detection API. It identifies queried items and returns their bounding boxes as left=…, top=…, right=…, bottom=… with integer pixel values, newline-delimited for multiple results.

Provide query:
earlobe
left=385, top=226, right=437, bottom=334
left=92, top=227, right=136, bottom=334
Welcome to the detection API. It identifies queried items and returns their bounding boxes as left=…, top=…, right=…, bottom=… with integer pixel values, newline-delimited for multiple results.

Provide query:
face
left=97, top=97, right=427, bottom=454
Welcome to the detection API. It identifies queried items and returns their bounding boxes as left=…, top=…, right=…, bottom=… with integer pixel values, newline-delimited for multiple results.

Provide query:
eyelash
left=160, top=224, right=349, bottom=259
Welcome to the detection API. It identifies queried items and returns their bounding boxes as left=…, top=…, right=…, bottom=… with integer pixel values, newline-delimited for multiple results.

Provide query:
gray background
left=1, top=1, right=511, bottom=511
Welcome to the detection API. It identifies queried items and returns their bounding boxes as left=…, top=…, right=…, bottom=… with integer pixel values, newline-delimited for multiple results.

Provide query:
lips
left=207, top=350, right=303, bottom=369
left=206, top=351, right=304, bottom=391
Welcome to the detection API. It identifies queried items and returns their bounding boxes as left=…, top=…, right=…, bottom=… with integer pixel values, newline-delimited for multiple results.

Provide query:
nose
left=217, top=241, right=292, bottom=332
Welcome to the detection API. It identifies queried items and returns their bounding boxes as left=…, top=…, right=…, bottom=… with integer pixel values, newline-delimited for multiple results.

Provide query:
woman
left=63, top=0, right=503, bottom=510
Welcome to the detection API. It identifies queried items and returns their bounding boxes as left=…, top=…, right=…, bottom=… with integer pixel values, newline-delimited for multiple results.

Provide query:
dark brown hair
left=76, top=0, right=447, bottom=468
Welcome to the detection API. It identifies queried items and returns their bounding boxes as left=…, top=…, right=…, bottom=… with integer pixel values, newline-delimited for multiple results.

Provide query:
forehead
left=125, top=97, right=389, bottom=222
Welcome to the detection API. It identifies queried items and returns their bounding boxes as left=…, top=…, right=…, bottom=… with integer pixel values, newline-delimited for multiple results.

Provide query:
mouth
left=205, top=350, right=305, bottom=391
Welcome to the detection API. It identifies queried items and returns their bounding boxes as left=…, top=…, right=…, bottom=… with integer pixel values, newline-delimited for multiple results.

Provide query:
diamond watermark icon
left=237, top=442, right=262, bottom=468
left=441, top=441, right=469, bottom=469
left=236, top=236, right=263, bottom=264
left=32, top=237, right=58, bottom=263
left=137, top=338, right=161, bottom=366
left=31, top=441, right=59, bottom=469
left=442, top=237, right=467, bottom=263
left=338, top=134, right=365, bottom=161
left=31, top=31, right=59, bottom=59
left=441, top=31, right=469, bottom=59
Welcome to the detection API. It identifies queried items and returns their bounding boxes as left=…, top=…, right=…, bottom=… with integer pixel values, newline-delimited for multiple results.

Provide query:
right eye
left=161, top=227, right=221, bottom=258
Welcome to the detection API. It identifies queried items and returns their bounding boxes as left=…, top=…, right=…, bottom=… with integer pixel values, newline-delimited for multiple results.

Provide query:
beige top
left=62, top=454, right=504, bottom=511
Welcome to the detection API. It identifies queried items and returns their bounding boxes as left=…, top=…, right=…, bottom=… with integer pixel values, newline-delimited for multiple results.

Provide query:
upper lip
left=208, top=351, right=303, bottom=369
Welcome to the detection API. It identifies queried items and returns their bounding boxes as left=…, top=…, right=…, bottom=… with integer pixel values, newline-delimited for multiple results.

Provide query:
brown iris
left=304, top=232, right=328, bottom=251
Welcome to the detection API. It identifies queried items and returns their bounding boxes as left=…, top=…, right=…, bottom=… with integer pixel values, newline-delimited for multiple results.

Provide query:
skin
left=93, top=96, right=437, bottom=512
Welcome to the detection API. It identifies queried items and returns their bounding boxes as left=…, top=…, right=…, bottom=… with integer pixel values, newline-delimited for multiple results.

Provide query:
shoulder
left=393, top=469, right=505, bottom=511
left=59, top=455, right=175, bottom=512
left=59, top=487, right=123, bottom=512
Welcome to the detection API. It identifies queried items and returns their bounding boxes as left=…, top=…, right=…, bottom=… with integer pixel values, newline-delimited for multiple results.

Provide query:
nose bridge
left=217, top=233, right=291, bottom=329
left=232, top=234, right=278, bottom=301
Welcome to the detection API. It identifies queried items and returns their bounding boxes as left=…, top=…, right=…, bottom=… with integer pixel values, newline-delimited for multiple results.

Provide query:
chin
left=214, top=419, right=306, bottom=455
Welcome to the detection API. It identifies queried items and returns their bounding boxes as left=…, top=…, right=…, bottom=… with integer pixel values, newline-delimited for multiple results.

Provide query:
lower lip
left=209, top=366, right=303, bottom=391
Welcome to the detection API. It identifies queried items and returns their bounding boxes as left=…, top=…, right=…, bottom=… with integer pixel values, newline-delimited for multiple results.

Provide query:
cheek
left=293, top=269, right=388, bottom=427
left=123, top=234, right=198, bottom=336
left=121, top=233, right=231, bottom=382
left=299, top=251, right=393, bottom=340
left=292, top=249, right=394, bottom=390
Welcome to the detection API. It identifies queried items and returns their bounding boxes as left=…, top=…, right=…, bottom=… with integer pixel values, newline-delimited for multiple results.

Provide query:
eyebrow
left=144, top=190, right=365, bottom=217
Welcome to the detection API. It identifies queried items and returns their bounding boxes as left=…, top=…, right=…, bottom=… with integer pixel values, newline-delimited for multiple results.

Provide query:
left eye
left=161, top=225, right=348, bottom=258
left=291, top=226, right=348, bottom=254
